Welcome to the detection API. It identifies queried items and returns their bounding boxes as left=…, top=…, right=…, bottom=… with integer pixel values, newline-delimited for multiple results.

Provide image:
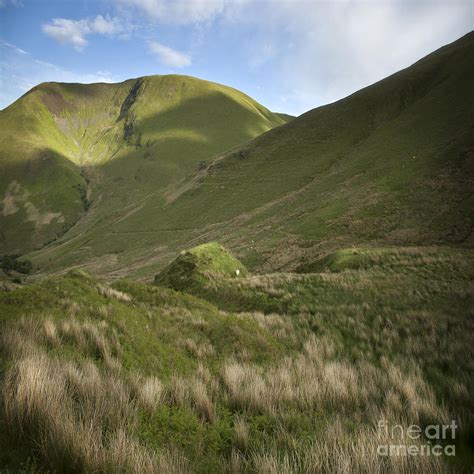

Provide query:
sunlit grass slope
left=1, top=245, right=473, bottom=471
left=0, top=75, right=289, bottom=254
left=27, top=33, right=474, bottom=279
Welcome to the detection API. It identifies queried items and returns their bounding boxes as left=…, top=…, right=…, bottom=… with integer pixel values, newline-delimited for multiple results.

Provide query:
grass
left=0, top=245, right=473, bottom=472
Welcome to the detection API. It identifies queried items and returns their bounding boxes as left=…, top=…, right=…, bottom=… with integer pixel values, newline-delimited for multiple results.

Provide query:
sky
left=0, top=0, right=472, bottom=115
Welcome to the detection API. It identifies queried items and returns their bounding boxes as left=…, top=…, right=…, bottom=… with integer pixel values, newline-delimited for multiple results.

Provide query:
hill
left=0, top=75, right=289, bottom=254
left=8, top=33, right=474, bottom=279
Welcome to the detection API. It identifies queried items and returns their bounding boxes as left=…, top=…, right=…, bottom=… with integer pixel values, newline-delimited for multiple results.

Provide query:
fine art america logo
left=377, top=420, right=457, bottom=457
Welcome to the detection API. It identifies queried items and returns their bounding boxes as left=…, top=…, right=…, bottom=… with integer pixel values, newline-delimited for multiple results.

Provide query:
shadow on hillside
left=0, top=148, right=86, bottom=255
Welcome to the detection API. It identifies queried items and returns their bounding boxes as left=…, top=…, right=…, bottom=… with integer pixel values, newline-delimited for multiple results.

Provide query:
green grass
left=0, top=245, right=473, bottom=472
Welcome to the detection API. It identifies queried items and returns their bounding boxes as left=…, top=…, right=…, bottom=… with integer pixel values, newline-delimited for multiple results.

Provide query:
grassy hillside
left=1, top=245, right=473, bottom=472
left=26, top=33, right=474, bottom=279
left=0, top=75, right=289, bottom=255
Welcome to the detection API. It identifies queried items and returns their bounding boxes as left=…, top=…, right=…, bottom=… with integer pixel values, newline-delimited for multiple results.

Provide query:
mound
left=154, top=242, right=247, bottom=291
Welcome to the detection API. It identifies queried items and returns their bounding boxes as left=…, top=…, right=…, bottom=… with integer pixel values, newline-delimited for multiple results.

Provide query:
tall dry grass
left=222, top=335, right=444, bottom=424
left=246, top=420, right=448, bottom=473
left=219, top=333, right=450, bottom=473
left=1, top=316, right=457, bottom=473
left=0, top=318, right=188, bottom=473
left=170, top=374, right=216, bottom=423
left=97, top=283, right=132, bottom=302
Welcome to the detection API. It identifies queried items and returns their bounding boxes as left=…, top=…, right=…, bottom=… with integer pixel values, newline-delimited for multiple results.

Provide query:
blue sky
left=0, top=0, right=472, bottom=115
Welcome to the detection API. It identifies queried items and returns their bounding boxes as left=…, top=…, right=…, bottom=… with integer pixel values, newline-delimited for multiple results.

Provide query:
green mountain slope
left=150, top=31, right=473, bottom=274
left=0, top=75, right=289, bottom=254
left=14, top=33, right=474, bottom=278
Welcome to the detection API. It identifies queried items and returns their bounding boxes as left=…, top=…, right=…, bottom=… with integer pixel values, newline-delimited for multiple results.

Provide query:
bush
left=0, top=255, right=33, bottom=274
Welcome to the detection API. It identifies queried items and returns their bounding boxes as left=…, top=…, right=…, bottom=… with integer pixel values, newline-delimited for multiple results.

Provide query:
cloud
left=274, top=1, right=473, bottom=112
left=248, top=42, right=277, bottom=69
left=42, top=19, right=89, bottom=51
left=148, top=41, right=191, bottom=67
left=0, top=39, right=27, bottom=55
left=89, top=15, right=124, bottom=35
left=42, top=15, right=126, bottom=51
left=112, top=0, right=228, bottom=25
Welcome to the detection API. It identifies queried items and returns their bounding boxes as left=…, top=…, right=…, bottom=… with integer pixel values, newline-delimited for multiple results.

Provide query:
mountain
left=5, top=33, right=474, bottom=279
left=151, top=32, right=474, bottom=273
left=0, top=75, right=289, bottom=254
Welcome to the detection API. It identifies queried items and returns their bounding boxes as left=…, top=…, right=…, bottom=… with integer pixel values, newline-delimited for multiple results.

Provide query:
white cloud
left=42, top=15, right=126, bottom=51
left=148, top=41, right=191, bottom=67
left=248, top=42, right=276, bottom=69
left=89, top=15, right=123, bottom=35
left=42, top=19, right=89, bottom=51
left=0, top=39, right=27, bottom=55
left=112, top=0, right=229, bottom=25
left=275, top=1, right=473, bottom=112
